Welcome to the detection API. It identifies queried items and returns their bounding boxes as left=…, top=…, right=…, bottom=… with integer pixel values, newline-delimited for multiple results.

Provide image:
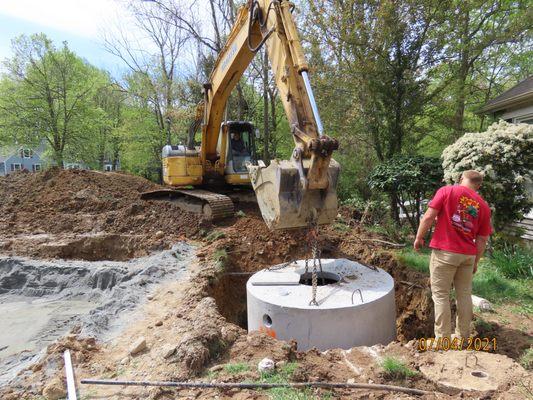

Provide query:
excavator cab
left=224, top=121, right=257, bottom=175
left=219, top=121, right=258, bottom=186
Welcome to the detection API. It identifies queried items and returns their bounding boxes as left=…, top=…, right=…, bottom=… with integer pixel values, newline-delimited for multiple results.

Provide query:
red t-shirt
left=428, top=185, right=492, bottom=255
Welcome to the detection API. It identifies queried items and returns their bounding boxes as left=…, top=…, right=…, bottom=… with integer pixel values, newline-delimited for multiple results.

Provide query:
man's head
left=232, top=132, right=241, bottom=141
left=459, top=170, right=484, bottom=190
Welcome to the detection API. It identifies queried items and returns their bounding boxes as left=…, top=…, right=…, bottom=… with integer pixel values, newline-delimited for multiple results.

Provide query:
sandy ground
left=0, top=169, right=530, bottom=399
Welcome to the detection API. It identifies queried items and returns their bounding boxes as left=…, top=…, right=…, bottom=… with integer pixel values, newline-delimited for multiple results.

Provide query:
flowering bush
left=442, top=121, right=533, bottom=230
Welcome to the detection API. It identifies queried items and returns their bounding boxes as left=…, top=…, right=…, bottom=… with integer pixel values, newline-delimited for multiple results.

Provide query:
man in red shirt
left=414, top=170, right=493, bottom=340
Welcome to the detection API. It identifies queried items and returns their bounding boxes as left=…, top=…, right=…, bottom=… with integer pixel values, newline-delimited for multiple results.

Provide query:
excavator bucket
left=248, top=159, right=340, bottom=230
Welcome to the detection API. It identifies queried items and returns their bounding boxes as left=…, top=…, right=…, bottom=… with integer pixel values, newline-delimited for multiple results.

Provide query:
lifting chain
left=305, top=217, right=323, bottom=306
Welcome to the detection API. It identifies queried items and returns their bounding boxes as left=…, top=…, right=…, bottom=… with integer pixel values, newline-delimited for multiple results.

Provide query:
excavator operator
left=231, top=132, right=249, bottom=156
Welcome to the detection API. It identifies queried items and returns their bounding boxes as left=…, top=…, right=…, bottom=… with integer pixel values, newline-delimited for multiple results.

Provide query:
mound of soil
left=0, top=169, right=200, bottom=260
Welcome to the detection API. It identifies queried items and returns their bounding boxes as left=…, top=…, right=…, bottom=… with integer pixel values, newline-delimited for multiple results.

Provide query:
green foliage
left=472, top=264, right=532, bottom=305
left=490, top=245, right=533, bottom=280
left=442, top=121, right=533, bottom=230
left=0, top=34, right=112, bottom=166
left=256, top=362, right=326, bottom=400
left=206, top=230, right=226, bottom=242
left=212, top=248, right=228, bottom=269
left=369, top=155, right=443, bottom=233
left=223, top=363, right=249, bottom=374
left=519, top=347, right=533, bottom=370
left=397, top=248, right=431, bottom=273
left=380, top=357, right=417, bottom=380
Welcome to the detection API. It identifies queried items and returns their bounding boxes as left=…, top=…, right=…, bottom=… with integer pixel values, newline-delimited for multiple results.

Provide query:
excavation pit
left=246, top=258, right=396, bottom=350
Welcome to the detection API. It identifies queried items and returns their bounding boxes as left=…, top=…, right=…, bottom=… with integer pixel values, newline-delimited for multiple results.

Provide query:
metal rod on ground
left=80, top=379, right=430, bottom=396
left=64, top=350, right=78, bottom=400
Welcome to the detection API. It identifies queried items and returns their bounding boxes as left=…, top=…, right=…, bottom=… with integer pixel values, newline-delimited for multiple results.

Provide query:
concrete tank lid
left=246, top=258, right=394, bottom=310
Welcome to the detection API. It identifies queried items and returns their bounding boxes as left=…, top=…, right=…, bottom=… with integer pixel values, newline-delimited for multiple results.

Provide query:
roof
left=479, top=76, right=533, bottom=114
left=0, top=141, right=46, bottom=162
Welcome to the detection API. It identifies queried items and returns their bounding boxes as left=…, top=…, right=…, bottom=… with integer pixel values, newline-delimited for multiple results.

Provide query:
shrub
left=442, top=121, right=533, bottom=230
left=368, top=155, right=443, bottom=234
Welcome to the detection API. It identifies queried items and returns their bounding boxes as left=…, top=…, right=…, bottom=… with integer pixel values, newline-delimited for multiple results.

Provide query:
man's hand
left=414, top=207, right=438, bottom=253
left=414, top=237, right=425, bottom=252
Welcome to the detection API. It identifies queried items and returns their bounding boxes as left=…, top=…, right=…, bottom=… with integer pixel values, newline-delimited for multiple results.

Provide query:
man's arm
left=414, top=207, right=439, bottom=251
left=473, top=235, right=489, bottom=274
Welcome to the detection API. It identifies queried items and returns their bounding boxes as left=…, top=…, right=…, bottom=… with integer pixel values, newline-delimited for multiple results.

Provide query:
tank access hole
left=299, top=271, right=341, bottom=286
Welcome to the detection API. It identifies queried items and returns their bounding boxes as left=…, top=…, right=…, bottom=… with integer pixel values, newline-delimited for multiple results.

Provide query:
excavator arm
left=201, top=0, right=340, bottom=229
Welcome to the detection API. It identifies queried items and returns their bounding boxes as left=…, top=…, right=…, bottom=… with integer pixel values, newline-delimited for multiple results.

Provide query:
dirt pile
left=0, top=169, right=200, bottom=260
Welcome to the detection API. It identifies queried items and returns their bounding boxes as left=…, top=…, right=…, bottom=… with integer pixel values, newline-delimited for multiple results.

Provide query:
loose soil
left=0, top=170, right=530, bottom=399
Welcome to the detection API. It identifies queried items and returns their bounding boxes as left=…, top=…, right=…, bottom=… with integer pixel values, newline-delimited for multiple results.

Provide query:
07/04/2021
left=417, top=337, right=497, bottom=351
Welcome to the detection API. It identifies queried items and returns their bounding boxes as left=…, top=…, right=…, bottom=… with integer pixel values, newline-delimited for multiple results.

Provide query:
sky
left=0, top=0, right=141, bottom=76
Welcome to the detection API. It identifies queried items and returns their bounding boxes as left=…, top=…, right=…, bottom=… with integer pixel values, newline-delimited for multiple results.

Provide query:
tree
left=369, top=155, right=443, bottom=233
left=443, top=0, right=530, bottom=138
left=0, top=34, right=103, bottom=166
left=103, top=0, right=190, bottom=181
left=442, top=121, right=533, bottom=230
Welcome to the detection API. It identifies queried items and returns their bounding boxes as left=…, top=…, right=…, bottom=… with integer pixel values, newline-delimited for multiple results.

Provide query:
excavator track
left=140, top=189, right=234, bottom=221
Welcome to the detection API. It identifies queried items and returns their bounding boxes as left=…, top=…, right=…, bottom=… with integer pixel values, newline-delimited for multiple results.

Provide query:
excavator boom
left=201, top=0, right=340, bottom=229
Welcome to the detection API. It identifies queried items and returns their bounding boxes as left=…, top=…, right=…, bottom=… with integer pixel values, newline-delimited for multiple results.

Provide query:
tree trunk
left=452, top=9, right=470, bottom=139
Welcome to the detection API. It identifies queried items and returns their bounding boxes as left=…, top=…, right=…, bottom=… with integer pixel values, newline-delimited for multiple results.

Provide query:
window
left=19, top=148, right=33, bottom=158
left=10, top=163, right=21, bottom=171
left=105, top=164, right=112, bottom=172
left=32, top=164, right=41, bottom=172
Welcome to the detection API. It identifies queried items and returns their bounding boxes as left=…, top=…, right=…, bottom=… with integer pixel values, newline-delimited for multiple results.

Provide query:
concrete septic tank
left=246, top=258, right=396, bottom=351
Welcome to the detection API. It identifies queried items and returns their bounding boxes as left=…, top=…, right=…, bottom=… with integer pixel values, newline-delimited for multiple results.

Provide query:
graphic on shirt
left=451, top=195, right=480, bottom=238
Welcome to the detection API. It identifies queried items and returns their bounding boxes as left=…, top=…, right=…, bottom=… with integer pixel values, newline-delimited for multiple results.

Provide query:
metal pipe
left=80, top=379, right=430, bottom=395
left=301, top=71, right=324, bottom=136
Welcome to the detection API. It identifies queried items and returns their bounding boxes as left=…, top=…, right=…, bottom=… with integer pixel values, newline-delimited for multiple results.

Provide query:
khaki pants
left=430, top=249, right=476, bottom=339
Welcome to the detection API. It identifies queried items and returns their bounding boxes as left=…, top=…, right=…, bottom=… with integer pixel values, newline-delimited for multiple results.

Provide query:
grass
left=380, top=357, right=417, bottom=380
left=224, top=362, right=250, bottom=374
left=397, top=247, right=430, bottom=273
left=332, top=221, right=351, bottom=232
left=206, top=230, right=226, bottom=242
left=398, top=247, right=533, bottom=308
left=491, top=244, right=533, bottom=279
left=255, top=362, right=332, bottom=400
left=212, top=248, right=228, bottom=269
left=519, top=348, right=533, bottom=370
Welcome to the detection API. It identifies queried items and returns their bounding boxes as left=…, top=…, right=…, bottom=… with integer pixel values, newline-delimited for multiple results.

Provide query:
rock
left=209, top=364, right=224, bottom=372
left=155, top=320, right=163, bottom=327
left=120, top=357, right=129, bottom=365
left=347, top=378, right=355, bottom=384
left=147, top=295, right=154, bottom=300
left=275, top=360, right=287, bottom=369
left=161, top=344, right=176, bottom=359
left=129, top=337, right=147, bottom=355
left=42, top=378, right=67, bottom=400
left=258, top=358, right=275, bottom=374
left=472, top=295, right=493, bottom=311
left=155, top=230, right=165, bottom=239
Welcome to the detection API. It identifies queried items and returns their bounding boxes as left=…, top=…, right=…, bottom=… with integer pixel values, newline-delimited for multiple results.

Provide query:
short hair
left=461, top=170, right=484, bottom=184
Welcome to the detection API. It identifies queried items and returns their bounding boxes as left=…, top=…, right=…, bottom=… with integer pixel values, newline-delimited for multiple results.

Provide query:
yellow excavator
left=143, top=0, right=339, bottom=230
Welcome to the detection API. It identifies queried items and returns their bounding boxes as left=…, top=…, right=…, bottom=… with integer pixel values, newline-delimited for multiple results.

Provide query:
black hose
left=80, top=379, right=430, bottom=395
left=247, top=0, right=278, bottom=53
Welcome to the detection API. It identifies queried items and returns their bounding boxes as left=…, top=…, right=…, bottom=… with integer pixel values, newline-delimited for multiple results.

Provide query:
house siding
left=4, top=152, right=43, bottom=174
left=0, top=162, right=5, bottom=176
